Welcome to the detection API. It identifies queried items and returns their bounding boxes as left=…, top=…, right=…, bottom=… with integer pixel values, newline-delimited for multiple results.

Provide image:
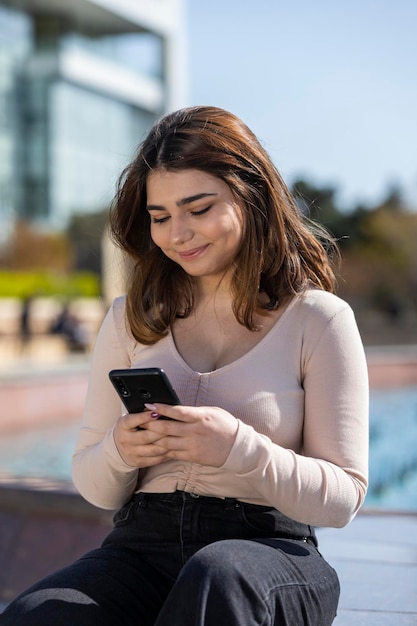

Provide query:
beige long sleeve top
left=72, top=288, right=369, bottom=528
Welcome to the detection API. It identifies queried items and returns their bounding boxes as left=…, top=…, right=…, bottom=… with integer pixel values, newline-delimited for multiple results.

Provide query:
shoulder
left=297, top=288, right=352, bottom=318
left=291, top=288, right=356, bottom=336
left=111, top=294, right=127, bottom=321
left=293, top=288, right=366, bottom=375
left=106, top=295, right=135, bottom=345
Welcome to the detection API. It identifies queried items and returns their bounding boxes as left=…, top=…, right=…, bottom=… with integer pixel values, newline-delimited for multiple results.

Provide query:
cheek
left=150, top=228, right=176, bottom=262
left=214, top=211, right=242, bottom=237
left=227, top=204, right=244, bottom=240
left=149, top=228, right=157, bottom=245
left=149, top=226, right=164, bottom=248
left=226, top=215, right=244, bottom=247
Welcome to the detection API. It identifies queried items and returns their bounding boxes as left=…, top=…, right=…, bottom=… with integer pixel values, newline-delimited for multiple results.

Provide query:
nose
left=170, top=217, right=193, bottom=245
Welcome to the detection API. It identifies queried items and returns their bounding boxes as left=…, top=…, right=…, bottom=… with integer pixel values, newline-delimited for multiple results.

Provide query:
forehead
left=146, top=169, right=230, bottom=201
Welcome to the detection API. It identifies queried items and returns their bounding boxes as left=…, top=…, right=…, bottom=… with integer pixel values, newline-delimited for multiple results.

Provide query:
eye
left=151, top=215, right=170, bottom=224
left=190, top=205, right=212, bottom=217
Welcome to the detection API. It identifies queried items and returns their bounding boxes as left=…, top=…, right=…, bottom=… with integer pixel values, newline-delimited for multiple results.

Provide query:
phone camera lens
left=114, top=377, right=129, bottom=397
left=138, top=388, right=152, bottom=400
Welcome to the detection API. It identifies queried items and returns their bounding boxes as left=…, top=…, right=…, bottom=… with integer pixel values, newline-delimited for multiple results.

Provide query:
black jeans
left=1, top=491, right=340, bottom=625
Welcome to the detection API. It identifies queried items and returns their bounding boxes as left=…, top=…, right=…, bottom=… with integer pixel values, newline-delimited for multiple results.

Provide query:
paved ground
left=318, top=512, right=417, bottom=624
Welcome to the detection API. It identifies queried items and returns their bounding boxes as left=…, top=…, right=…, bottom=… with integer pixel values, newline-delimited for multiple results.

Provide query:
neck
left=194, top=273, right=233, bottom=304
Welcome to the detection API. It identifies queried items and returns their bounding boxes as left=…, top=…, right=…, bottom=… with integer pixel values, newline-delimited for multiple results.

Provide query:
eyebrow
left=146, top=192, right=218, bottom=212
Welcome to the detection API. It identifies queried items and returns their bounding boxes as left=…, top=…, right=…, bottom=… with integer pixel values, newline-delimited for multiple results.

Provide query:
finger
left=141, top=415, right=190, bottom=438
left=118, top=410, right=154, bottom=431
left=147, top=403, right=197, bottom=422
left=131, top=439, right=176, bottom=463
left=128, top=454, right=169, bottom=469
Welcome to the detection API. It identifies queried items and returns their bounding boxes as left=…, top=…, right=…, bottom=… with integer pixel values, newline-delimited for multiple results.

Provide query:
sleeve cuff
left=102, top=426, right=140, bottom=474
left=221, top=420, right=273, bottom=475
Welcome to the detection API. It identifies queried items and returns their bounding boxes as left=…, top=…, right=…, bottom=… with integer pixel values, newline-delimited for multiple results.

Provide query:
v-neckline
left=168, top=293, right=299, bottom=375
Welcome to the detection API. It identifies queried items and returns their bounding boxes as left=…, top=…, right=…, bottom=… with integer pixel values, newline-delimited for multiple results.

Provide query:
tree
left=0, top=220, right=71, bottom=271
left=291, top=178, right=417, bottom=329
left=341, top=200, right=417, bottom=316
left=291, top=178, right=361, bottom=245
left=67, top=210, right=109, bottom=275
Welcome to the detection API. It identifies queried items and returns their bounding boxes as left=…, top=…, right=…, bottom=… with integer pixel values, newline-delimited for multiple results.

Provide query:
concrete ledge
left=0, top=477, right=113, bottom=603
left=0, top=475, right=112, bottom=522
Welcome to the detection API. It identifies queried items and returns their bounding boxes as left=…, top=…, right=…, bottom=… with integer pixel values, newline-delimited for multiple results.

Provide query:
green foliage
left=292, top=178, right=366, bottom=246
left=0, top=271, right=100, bottom=298
left=291, top=178, right=417, bottom=328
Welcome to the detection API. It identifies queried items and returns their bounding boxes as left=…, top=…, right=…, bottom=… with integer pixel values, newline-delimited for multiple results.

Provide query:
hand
left=138, top=403, right=239, bottom=467
left=113, top=410, right=172, bottom=469
left=114, top=405, right=239, bottom=469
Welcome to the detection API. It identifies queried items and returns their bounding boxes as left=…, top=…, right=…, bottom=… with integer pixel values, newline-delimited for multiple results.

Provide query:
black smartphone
left=108, top=367, right=181, bottom=418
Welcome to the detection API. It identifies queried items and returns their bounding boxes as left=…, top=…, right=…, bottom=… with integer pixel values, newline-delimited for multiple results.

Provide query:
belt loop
left=138, top=493, right=148, bottom=508
left=225, top=498, right=238, bottom=510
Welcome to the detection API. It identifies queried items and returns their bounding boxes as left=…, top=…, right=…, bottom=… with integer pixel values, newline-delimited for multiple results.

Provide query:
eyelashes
left=151, top=205, right=213, bottom=224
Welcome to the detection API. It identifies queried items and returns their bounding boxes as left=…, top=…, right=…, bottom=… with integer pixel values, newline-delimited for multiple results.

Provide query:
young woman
left=1, top=106, right=368, bottom=625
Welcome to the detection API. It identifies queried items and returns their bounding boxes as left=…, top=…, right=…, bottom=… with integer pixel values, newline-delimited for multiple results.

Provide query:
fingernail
left=144, top=403, right=157, bottom=411
left=150, top=412, right=160, bottom=419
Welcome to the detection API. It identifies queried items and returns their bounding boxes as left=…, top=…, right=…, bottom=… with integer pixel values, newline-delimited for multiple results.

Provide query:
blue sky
left=186, top=0, right=417, bottom=211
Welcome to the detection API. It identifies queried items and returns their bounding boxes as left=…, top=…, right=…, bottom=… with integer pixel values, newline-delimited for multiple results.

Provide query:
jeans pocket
left=113, top=495, right=141, bottom=527
left=238, top=503, right=279, bottom=535
left=238, top=503, right=313, bottom=541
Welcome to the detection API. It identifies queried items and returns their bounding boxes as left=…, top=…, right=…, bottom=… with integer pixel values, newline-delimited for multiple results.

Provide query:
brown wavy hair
left=109, top=105, right=339, bottom=345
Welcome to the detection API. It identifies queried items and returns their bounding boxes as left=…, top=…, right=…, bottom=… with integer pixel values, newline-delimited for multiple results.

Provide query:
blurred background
left=0, top=0, right=416, bottom=510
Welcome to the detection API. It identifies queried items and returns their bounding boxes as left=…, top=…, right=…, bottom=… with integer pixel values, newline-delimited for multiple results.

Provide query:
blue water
left=1, top=386, right=416, bottom=511
left=365, top=386, right=417, bottom=511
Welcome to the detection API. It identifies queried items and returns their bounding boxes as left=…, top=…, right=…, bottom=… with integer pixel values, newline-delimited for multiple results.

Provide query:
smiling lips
left=178, top=245, right=209, bottom=260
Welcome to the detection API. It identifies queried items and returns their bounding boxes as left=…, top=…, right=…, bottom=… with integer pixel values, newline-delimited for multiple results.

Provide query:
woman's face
left=146, top=169, right=244, bottom=284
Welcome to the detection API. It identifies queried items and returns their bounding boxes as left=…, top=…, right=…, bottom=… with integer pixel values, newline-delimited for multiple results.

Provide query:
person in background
left=19, top=295, right=33, bottom=352
left=50, top=303, right=88, bottom=353
left=1, top=105, right=369, bottom=625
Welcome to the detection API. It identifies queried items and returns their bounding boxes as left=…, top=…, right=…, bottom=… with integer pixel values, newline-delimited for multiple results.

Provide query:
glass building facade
left=0, top=0, right=186, bottom=233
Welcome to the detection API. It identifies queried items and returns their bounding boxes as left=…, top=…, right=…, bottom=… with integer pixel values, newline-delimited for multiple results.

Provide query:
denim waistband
left=120, top=490, right=317, bottom=545
left=134, top=490, right=251, bottom=509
